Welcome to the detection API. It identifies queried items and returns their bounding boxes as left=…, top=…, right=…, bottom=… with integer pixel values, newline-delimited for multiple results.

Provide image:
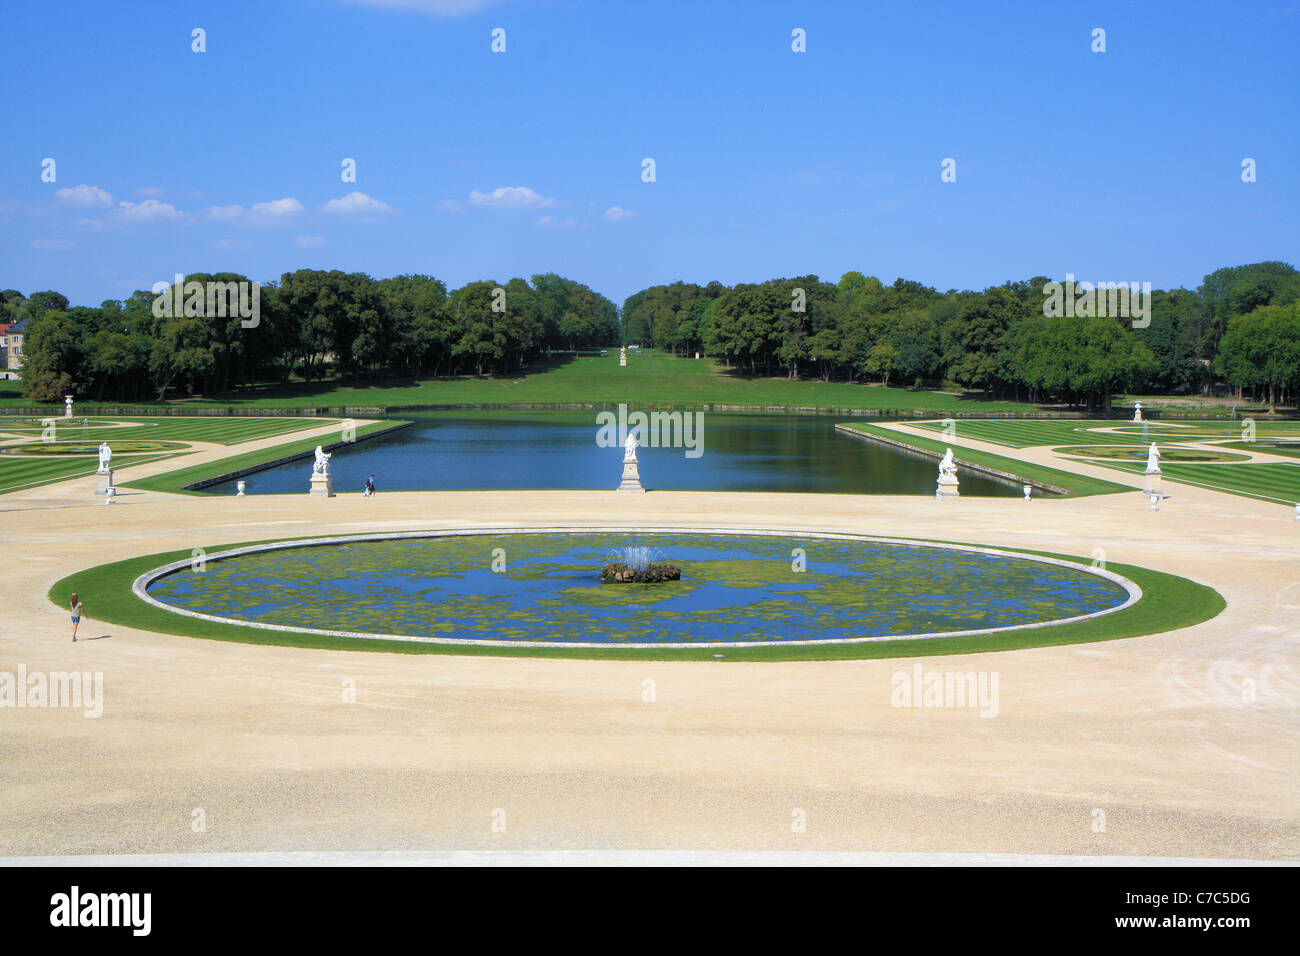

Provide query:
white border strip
left=131, top=528, right=1142, bottom=649
left=2, top=849, right=1283, bottom=867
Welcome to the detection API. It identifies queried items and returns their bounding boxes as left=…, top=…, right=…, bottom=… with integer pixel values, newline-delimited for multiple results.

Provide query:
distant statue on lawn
left=624, top=431, right=639, bottom=462
left=1133, top=402, right=1143, bottom=423
left=938, top=447, right=956, bottom=479
left=97, top=442, right=112, bottom=473
left=1145, top=443, right=1161, bottom=474
left=312, top=445, right=331, bottom=476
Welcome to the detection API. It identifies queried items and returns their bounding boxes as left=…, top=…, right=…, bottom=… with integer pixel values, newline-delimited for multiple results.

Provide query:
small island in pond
left=600, top=562, right=682, bottom=584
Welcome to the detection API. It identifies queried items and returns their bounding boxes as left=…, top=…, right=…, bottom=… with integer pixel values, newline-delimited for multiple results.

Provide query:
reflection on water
left=208, top=411, right=1024, bottom=496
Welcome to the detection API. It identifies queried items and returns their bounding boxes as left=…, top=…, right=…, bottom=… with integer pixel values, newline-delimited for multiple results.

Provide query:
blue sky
left=2, top=0, right=1296, bottom=308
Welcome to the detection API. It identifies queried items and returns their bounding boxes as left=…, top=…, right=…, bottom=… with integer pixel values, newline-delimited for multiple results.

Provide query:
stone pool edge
left=130, top=528, right=1143, bottom=649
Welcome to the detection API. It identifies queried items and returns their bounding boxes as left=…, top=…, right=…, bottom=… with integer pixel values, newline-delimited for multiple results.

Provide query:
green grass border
left=839, top=423, right=1133, bottom=498
left=1085, top=458, right=1300, bottom=506
left=48, top=532, right=1224, bottom=661
left=0, top=452, right=183, bottom=495
left=120, top=420, right=408, bottom=495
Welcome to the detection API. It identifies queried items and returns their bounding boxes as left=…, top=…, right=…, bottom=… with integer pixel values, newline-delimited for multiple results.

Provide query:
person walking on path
left=365, top=474, right=376, bottom=497
left=70, top=593, right=84, bottom=642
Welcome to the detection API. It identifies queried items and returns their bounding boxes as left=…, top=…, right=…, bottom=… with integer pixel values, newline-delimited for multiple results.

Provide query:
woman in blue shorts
left=70, top=593, right=83, bottom=642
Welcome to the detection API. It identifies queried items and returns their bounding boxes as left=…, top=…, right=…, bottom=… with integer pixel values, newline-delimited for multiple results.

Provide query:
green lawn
left=0, top=416, right=351, bottom=495
left=1109, top=421, right=1300, bottom=440
left=0, top=352, right=1035, bottom=414
left=839, top=423, right=1133, bottom=497
left=1095, top=460, right=1300, bottom=505
left=120, top=420, right=406, bottom=495
left=914, top=418, right=1300, bottom=449
left=49, top=538, right=1224, bottom=661
left=1220, top=441, right=1300, bottom=459
left=0, top=453, right=180, bottom=495
left=0, top=415, right=334, bottom=444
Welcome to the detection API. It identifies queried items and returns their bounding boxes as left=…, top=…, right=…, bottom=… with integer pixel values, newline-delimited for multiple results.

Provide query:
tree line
left=7, top=271, right=620, bottom=402
left=621, top=262, right=1300, bottom=412
left=7, top=261, right=1298, bottom=411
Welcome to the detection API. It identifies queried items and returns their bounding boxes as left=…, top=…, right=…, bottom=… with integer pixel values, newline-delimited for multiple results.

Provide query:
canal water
left=209, top=411, right=1023, bottom=496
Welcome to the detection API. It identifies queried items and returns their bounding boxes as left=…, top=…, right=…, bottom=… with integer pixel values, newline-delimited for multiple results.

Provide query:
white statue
left=97, top=442, right=112, bottom=473
left=623, top=431, right=639, bottom=462
left=312, top=445, right=331, bottom=476
left=1133, top=402, right=1143, bottom=423
left=938, top=447, right=956, bottom=479
left=1145, top=443, right=1161, bottom=474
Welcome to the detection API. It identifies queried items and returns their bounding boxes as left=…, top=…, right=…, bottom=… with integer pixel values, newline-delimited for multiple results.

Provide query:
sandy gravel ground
left=1, top=424, right=1297, bottom=861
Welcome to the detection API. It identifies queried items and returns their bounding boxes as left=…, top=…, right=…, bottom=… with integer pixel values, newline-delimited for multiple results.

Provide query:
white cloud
left=135, top=186, right=167, bottom=197
left=604, top=206, right=637, bottom=221
left=321, top=191, right=395, bottom=219
left=56, top=184, right=113, bottom=208
left=30, top=238, right=77, bottom=251
left=114, top=199, right=182, bottom=222
left=296, top=235, right=326, bottom=248
left=209, top=238, right=251, bottom=251
left=205, top=197, right=303, bottom=224
left=252, top=197, right=303, bottom=218
left=468, top=186, right=555, bottom=209
left=341, top=0, right=502, bottom=17
left=73, top=218, right=104, bottom=231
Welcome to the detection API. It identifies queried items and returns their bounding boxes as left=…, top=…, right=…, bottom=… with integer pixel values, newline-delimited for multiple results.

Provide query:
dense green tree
left=1215, top=302, right=1300, bottom=412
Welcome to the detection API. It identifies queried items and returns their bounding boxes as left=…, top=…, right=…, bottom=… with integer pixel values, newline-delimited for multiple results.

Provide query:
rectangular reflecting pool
left=208, top=411, right=1027, bottom=496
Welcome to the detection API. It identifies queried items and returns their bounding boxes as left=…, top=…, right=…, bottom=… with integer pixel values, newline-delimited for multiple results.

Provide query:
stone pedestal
left=1144, top=469, right=1161, bottom=499
left=310, top=473, right=335, bottom=497
left=617, top=458, right=645, bottom=493
left=935, top=474, right=960, bottom=500
left=95, top=469, right=114, bottom=495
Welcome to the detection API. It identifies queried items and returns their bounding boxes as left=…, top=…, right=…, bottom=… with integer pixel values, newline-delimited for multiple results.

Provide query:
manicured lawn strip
left=914, top=418, right=1300, bottom=449
left=119, top=420, right=405, bottom=495
left=100, top=417, right=334, bottom=445
left=48, top=537, right=1224, bottom=661
left=839, top=423, right=1132, bottom=497
left=108, top=418, right=333, bottom=444
left=1111, top=422, right=1300, bottom=439
left=0, top=454, right=180, bottom=495
left=2, top=353, right=1034, bottom=414
left=912, top=419, right=1123, bottom=448
left=1054, top=445, right=1250, bottom=463
left=912, top=419, right=1250, bottom=449
left=1219, top=441, right=1300, bottom=459
left=1088, top=460, right=1300, bottom=505
left=0, top=416, right=334, bottom=444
